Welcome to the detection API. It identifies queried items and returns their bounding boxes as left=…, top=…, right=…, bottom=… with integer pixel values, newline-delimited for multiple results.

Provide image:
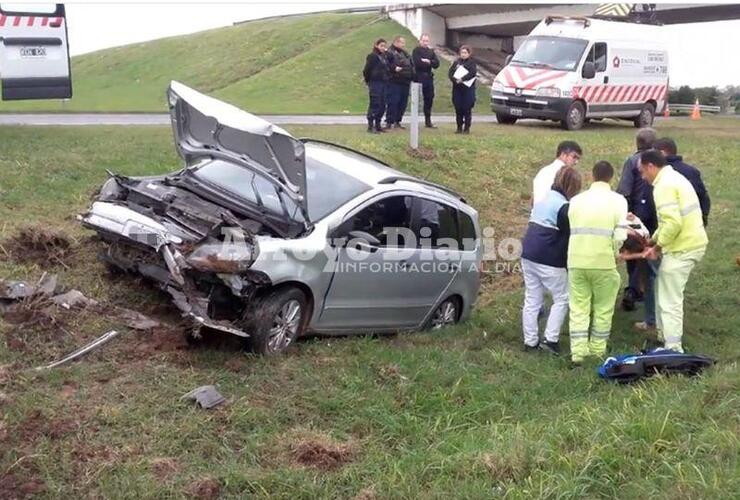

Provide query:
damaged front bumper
left=79, top=201, right=268, bottom=338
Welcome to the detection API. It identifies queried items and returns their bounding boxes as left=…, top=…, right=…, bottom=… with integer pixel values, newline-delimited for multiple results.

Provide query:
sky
left=8, top=2, right=738, bottom=87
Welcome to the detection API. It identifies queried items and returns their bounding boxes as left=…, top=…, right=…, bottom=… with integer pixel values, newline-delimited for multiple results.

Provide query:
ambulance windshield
left=511, top=36, right=589, bottom=72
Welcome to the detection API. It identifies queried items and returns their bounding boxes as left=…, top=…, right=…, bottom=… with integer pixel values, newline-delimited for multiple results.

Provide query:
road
left=0, top=113, right=498, bottom=126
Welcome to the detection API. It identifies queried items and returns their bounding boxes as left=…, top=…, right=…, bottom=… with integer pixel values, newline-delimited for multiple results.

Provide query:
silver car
left=80, top=82, right=482, bottom=354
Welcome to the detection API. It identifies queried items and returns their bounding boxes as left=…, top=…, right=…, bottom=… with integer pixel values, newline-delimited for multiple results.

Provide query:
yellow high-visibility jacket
left=568, top=182, right=628, bottom=269
left=652, top=166, right=709, bottom=253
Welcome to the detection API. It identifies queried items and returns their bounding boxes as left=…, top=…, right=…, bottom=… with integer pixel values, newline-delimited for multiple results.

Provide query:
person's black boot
left=621, top=287, right=637, bottom=311
left=455, top=127, right=463, bottom=134
left=425, top=113, right=436, bottom=129
left=375, top=122, right=385, bottom=133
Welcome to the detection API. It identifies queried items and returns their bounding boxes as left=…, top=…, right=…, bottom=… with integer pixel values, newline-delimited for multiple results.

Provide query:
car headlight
left=98, top=177, right=124, bottom=201
left=491, top=81, right=504, bottom=93
left=186, top=241, right=254, bottom=273
left=536, top=87, right=561, bottom=98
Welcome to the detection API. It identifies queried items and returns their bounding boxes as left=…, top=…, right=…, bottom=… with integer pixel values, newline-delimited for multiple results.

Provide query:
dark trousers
left=418, top=75, right=435, bottom=122
left=455, top=109, right=472, bottom=131
left=366, top=81, right=386, bottom=127
left=385, top=82, right=409, bottom=124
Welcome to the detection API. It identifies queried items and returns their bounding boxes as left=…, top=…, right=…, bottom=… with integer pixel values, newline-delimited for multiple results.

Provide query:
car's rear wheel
left=496, top=112, right=518, bottom=125
left=426, top=297, right=461, bottom=330
left=561, top=101, right=586, bottom=130
left=634, top=102, right=655, bottom=128
left=244, top=287, right=307, bottom=355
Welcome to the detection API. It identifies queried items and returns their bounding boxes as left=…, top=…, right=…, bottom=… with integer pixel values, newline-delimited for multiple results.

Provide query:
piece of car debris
left=34, top=330, right=120, bottom=371
left=51, top=289, right=99, bottom=309
left=181, top=385, right=226, bottom=409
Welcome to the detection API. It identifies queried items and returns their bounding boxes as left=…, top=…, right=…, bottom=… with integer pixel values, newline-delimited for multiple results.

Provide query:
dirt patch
left=290, top=436, right=355, bottom=471
left=406, top=145, right=437, bottom=161
left=60, top=381, right=78, bottom=399
left=354, top=487, right=377, bottom=500
left=3, top=225, right=73, bottom=267
left=15, top=409, right=79, bottom=442
left=185, top=477, right=221, bottom=499
left=150, top=457, right=180, bottom=481
left=0, top=472, right=46, bottom=500
left=223, top=357, right=246, bottom=373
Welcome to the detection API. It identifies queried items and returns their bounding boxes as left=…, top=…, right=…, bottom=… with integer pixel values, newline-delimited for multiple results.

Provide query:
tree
left=670, top=85, right=695, bottom=104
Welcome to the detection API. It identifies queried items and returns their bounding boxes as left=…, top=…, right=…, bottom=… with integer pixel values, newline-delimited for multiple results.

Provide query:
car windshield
left=511, top=36, right=588, bottom=72
left=192, top=156, right=370, bottom=223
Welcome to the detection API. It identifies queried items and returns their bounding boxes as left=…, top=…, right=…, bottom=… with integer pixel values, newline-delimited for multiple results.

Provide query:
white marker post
left=410, top=82, right=421, bottom=150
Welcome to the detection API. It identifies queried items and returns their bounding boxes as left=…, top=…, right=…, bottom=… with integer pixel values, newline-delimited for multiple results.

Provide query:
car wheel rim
left=431, top=300, right=457, bottom=330
left=569, top=107, right=582, bottom=127
left=267, top=299, right=302, bottom=352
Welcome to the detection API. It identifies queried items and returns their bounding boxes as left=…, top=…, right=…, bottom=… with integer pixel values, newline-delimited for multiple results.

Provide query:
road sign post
left=410, top=82, right=420, bottom=150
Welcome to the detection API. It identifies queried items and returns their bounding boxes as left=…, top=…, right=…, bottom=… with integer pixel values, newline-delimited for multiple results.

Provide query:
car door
left=0, top=3, right=71, bottom=100
left=319, top=194, right=423, bottom=329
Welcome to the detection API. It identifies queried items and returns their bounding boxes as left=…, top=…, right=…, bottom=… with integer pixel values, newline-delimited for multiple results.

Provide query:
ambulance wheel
left=562, top=102, right=585, bottom=130
left=634, top=103, right=655, bottom=128
left=496, top=112, right=518, bottom=125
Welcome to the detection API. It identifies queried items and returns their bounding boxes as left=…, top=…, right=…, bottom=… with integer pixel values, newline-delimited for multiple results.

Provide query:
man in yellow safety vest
left=638, top=149, right=709, bottom=352
left=568, top=161, right=628, bottom=364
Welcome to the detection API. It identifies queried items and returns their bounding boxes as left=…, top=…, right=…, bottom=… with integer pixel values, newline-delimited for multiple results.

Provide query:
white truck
left=491, top=16, right=668, bottom=130
left=0, top=3, right=71, bottom=100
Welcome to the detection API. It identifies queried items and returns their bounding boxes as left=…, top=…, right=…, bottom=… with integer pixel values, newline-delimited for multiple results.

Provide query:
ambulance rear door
left=0, top=3, right=71, bottom=100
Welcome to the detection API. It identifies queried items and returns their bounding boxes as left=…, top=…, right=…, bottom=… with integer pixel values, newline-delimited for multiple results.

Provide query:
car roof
left=302, top=139, right=467, bottom=207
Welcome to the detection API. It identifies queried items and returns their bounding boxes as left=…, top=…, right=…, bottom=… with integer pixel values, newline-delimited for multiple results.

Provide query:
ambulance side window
left=588, top=43, right=608, bottom=73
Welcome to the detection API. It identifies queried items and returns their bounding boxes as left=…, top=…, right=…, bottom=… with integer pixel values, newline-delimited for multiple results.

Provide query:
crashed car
left=79, top=81, right=482, bottom=354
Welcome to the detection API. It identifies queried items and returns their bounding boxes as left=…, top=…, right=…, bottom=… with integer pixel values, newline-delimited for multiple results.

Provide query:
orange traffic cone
left=663, top=103, right=670, bottom=118
left=691, top=99, right=701, bottom=120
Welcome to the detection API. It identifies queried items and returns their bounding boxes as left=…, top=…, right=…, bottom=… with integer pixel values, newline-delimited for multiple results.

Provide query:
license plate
left=20, top=47, right=46, bottom=58
left=510, top=108, right=523, bottom=116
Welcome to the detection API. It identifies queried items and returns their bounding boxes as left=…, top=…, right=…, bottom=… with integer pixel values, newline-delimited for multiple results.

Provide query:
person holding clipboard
left=448, top=45, right=477, bottom=134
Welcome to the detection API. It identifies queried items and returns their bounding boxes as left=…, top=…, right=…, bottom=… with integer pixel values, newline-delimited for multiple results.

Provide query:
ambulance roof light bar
left=544, top=16, right=591, bottom=28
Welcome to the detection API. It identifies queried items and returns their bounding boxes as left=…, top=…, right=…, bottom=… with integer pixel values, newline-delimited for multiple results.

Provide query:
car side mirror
left=504, top=54, right=513, bottom=66
left=582, top=62, right=596, bottom=79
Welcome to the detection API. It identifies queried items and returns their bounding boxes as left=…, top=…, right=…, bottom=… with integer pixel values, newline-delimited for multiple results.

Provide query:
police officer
left=448, top=45, right=477, bottom=134
left=363, top=38, right=389, bottom=134
left=385, top=36, right=414, bottom=129
left=639, top=150, right=708, bottom=353
left=412, top=33, right=440, bottom=129
left=617, top=127, right=657, bottom=311
left=567, top=161, right=629, bottom=365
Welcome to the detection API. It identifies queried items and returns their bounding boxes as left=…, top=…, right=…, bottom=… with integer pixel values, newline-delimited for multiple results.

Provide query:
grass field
left=0, top=12, right=485, bottom=115
left=1, top=118, right=739, bottom=498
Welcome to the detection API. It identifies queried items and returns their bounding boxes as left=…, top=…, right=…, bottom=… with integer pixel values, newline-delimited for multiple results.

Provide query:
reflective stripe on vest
left=570, top=227, right=614, bottom=237
left=680, top=202, right=700, bottom=217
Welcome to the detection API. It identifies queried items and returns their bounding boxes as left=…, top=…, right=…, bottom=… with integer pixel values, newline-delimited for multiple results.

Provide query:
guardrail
left=668, top=103, right=721, bottom=114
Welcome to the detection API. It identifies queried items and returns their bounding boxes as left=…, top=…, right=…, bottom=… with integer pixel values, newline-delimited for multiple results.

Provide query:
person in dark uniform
left=411, top=33, right=440, bottom=128
left=448, top=45, right=477, bottom=134
left=362, top=38, right=389, bottom=134
left=384, top=36, right=414, bottom=129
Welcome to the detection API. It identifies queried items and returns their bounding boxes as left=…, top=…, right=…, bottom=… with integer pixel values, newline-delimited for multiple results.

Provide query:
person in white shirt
left=532, top=141, right=582, bottom=206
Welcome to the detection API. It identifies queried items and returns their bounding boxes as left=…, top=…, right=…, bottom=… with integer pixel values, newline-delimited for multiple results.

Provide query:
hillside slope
left=0, top=12, right=488, bottom=114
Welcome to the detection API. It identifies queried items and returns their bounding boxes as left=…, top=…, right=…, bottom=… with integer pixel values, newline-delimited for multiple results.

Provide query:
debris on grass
left=3, top=225, right=73, bottom=268
left=34, top=330, right=121, bottom=371
left=181, top=385, right=226, bottom=409
left=185, top=477, right=221, bottom=500
left=406, top=145, right=437, bottom=160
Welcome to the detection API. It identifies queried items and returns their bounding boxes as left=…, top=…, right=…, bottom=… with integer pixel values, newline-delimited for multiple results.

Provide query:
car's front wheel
left=496, top=112, right=518, bottom=125
left=245, top=287, right=307, bottom=355
left=561, top=101, right=586, bottom=130
left=426, top=297, right=461, bottom=330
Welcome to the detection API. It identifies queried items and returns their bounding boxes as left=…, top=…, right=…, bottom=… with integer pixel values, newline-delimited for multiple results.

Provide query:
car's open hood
left=167, top=81, right=307, bottom=218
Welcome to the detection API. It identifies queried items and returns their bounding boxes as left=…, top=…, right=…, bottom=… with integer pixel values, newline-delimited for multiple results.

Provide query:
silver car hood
left=167, top=81, right=307, bottom=217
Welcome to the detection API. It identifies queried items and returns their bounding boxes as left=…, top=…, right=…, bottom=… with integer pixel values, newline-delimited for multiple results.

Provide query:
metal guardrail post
left=410, top=82, right=420, bottom=150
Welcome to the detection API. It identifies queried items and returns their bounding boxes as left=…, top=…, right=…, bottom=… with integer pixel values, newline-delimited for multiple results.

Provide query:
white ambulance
left=0, top=3, right=71, bottom=100
left=491, top=16, right=669, bottom=130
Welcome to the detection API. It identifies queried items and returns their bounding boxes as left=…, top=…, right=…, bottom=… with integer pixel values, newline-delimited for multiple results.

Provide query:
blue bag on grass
left=598, top=348, right=714, bottom=383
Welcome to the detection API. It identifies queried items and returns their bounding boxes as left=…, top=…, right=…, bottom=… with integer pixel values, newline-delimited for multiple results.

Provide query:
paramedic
left=639, top=149, right=708, bottom=353
left=532, top=141, right=582, bottom=207
left=617, top=127, right=657, bottom=311
left=412, top=33, right=440, bottom=129
left=521, top=166, right=582, bottom=355
left=568, top=161, right=628, bottom=364
left=363, top=38, right=389, bottom=134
